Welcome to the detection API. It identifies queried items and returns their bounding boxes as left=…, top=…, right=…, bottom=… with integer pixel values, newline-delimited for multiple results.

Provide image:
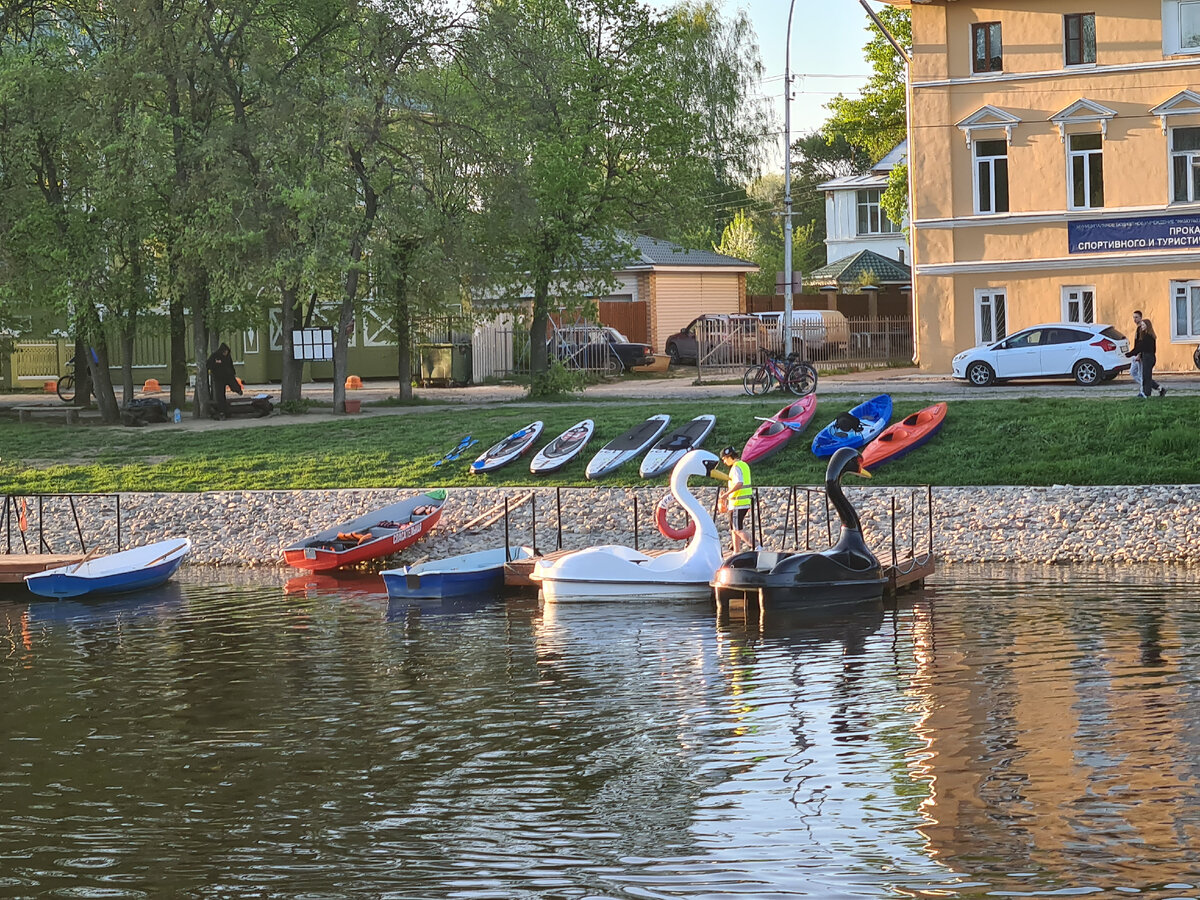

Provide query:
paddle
left=141, top=542, right=187, bottom=569
left=753, top=416, right=808, bottom=432
left=68, top=547, right=101, bottom=573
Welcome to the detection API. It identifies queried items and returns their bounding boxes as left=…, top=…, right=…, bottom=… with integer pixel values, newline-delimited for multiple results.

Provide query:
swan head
left=828, top=447, right=871, bottom=485
left=673, top=448, right=720, bottom=482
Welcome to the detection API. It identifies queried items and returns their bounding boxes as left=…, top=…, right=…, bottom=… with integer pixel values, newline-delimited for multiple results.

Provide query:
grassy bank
left=2, top=394, right=1195, bottom=492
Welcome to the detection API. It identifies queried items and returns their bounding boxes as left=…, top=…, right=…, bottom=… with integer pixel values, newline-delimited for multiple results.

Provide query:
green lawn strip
left=2, top=394, right=1196, bottom=491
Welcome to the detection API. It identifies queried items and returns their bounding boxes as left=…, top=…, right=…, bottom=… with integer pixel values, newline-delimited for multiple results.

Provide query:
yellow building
left=884, top=0, right=1200, bottom=372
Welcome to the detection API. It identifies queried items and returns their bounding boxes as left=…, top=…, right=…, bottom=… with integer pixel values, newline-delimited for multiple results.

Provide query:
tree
left=823, top=6, right=910, bottom=164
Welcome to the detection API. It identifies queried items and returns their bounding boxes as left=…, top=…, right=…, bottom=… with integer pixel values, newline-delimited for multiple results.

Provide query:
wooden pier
left=0, top=554, right=84, bottom=583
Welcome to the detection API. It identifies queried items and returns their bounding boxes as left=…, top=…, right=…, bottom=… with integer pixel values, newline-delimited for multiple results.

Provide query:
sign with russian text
left=1069, top=213, right=1200, bottom=253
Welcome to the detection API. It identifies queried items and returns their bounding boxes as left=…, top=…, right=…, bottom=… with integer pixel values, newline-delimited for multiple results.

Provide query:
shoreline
left=12, top=484, right=1198, bottom=568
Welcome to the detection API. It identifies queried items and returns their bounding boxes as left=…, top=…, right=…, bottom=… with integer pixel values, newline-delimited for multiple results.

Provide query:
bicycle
left=742, top=350, right=818, bottom=397
left=56, top=356, right=77, bottom=403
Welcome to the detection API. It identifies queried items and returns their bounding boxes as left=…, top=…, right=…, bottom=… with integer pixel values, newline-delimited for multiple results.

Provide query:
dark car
left=555, top=326, right=654, bottom=374
left=664, top=314, right=766, bottom=366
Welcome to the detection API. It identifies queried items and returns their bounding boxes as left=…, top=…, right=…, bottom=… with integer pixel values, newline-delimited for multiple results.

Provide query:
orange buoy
left=345, top=375, right=363, bottom=390
left=654, top=493, right=695, bottom=541
left=143, top=378, right=161, bottom=393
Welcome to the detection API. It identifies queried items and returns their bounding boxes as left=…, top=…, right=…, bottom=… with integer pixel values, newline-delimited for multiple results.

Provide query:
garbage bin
left=417, top=343, right=472, bottom=386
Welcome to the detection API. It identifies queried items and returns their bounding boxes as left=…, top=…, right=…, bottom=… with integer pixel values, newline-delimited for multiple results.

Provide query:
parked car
left=752, top=309, right=850, bottom=358
left=665, top=314, right=766, bottom=365
left=951, top=323, right=1130, bottom=386
left=555, top=326, right=654, bottom=374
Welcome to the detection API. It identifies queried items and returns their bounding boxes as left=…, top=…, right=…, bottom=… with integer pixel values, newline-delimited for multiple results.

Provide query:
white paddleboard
left=530, top=419, right=595, bottom=474
left=470, top=421, right=544, bottom=474
left=639, top=414, right=717, bottom=478
left=585, top=414, right=670, bottom=480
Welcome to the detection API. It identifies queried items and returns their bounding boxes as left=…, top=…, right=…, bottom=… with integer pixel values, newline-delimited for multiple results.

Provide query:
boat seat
left=755, top=551, right=784, bottom=571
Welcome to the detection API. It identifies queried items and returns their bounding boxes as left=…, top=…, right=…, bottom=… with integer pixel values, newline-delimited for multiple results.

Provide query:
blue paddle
left=434, top=435, right=477, bottom=467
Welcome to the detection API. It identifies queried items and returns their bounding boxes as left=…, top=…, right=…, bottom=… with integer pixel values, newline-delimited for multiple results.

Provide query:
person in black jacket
left=206, top=343, right=243, bottom=418
left=1126, top=311, right=1165, bottom=398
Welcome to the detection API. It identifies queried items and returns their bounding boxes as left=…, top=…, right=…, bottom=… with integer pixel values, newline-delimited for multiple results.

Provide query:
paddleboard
left=585, top=414, right=670, bottom=480
left=470, top=421, right=544, bottom=474
left=639, top=414, right=717, bottom=478
left=530, top=418, right=595, bottom=474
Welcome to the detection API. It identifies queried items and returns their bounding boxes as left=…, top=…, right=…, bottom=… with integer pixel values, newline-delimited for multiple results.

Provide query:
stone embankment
left=17, top=484, right=1200, bottom=567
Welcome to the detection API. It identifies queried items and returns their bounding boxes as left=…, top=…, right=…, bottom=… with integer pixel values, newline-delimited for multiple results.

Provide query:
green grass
left=1, top=394, right=1196, bottom=492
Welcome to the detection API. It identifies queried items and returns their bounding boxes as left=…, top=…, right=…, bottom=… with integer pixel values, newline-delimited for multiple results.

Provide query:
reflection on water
left=1, top=565, right=1200, bottom=897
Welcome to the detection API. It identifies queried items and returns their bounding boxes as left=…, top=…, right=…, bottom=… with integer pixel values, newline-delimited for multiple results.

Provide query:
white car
left=952, top=323, right=1130, bottom=386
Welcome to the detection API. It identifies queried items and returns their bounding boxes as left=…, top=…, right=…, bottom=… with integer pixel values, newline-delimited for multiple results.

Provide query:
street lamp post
left=783, top=0, right=796, bottom=357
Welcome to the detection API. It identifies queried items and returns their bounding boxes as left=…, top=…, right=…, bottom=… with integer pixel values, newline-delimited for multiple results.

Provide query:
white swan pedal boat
left=532, top=449, right=723, bottom=601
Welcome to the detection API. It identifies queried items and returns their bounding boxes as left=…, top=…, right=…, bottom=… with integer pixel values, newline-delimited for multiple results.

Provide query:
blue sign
left=1069, top=213, right=1200, bottom=253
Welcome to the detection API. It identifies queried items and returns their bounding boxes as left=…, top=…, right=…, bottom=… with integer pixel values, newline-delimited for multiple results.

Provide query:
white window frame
left=1067, top=133, right=1104, bottom=210
left=973, top=139, right=1009, bottom=215
left=974, top=288, right=1008, bottom=345
left=855, top=188, right=901, bottom=235
left=1164, top=1, right=1200, bottom=54
left=1169, top=125, right=1200, bottom=203
left=1171, top=279, right=1200, bottom=340
left=1061, top=285, right=1095, bottom=324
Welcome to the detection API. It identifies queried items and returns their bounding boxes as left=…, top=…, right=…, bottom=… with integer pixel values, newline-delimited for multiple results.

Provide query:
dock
left=0, top=554, right=84, bottom=583
left=884, top=552, right=936, bottom=597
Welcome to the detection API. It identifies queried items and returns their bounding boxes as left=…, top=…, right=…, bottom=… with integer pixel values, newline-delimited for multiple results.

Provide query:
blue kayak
left=811, top=394, right=893, bottom=458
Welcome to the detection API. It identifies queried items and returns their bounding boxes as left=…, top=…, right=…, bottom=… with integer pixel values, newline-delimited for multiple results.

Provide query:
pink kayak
left=742, top=394, right=818, bottom=464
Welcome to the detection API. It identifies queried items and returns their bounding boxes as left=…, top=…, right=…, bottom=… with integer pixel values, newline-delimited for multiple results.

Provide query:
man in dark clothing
left=206, top=343, right=243, bottom=419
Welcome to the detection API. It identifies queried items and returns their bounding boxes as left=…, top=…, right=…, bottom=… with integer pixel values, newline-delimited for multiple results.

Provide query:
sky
left=649, top=0, right=880, bottom=171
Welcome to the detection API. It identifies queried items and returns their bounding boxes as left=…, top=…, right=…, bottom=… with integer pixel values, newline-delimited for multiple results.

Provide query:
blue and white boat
left=811, top=394, right=893, bottom=458
left=24, top=539, right=192, bottom=599
left=381, top=546, right=534, bottom=600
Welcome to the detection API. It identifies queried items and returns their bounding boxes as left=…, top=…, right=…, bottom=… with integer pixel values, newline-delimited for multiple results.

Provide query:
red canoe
left=860, top=402, right=947, bottom=470
left=283, top=490, right=446, bottom=571
left=742, top=394, right=818, bottom=464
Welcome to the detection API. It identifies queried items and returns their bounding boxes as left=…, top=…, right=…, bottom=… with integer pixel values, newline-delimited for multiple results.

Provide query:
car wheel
left=1073, top=359, right=1102, bottom=385
left=965, top=361, right=995, bottom=387
left=667, top=343, right=681, bottom=365
left=1193, top=346, right=1200, bottom=370
left=604, top=355, right=623, bottom=376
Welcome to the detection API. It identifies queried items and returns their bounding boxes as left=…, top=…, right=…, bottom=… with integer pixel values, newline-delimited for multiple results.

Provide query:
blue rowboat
left=24, top=539, right=192, bottom=599
left=811, top=394, right=893, bottom=458
left=381, top=546, right=533, bottom=600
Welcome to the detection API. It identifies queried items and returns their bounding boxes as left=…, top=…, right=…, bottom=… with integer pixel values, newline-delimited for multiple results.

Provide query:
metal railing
left=3, top=494, right=123, bottom=555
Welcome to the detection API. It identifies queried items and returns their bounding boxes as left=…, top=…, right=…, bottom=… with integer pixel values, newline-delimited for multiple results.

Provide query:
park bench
left=14, top=405, right=81, bottom=424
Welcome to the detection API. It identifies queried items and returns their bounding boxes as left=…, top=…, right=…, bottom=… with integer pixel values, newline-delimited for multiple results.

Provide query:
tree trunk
left=169, top=296, right=187, bottom=409
left=120, top=325, right=135, bottom=405
left=187, top=266, right=211, bottom=419
left=395, top=282, right=412, bottom=402
left=88, top=342, right=121, bottom=424
left=279, top=281, right=304, bottom=403
left=73, top=336, right=93, bottom=408
left=528, top=273, right=551, bottom=395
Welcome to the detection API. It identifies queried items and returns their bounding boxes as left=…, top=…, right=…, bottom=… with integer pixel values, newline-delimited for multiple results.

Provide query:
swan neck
left=826, top=471, right=862, bottom=533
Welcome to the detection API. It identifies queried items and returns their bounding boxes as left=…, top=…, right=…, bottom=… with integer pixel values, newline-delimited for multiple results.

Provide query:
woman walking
left=1127, top=313, right=1165, bottom=398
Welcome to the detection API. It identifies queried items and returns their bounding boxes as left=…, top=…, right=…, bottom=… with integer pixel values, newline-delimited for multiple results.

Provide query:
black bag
left=834, top=412, right=863, bottom=432
left=121, top=397, right=169, bottom=427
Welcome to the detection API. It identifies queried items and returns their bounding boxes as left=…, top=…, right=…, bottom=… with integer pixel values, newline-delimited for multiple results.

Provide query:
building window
left=1068, top=133, right=1104, bottom=209
left=855, top=189, right=901, bottom=235
left=974, top=139, right=1009, bottom=214
left=1062, top=286, right=1095, bottom=324
left=972, top=22, right=1003, bottom=73
left=1064, top=14, right=1096, bottom=65
left=1172, top=280, right=1200, bottom=338
left=1183, top=1, right=1200, bottom=49
left=975, top=288, right=1008, bottom=345
left=1171, top=126, right=1200, bottom=202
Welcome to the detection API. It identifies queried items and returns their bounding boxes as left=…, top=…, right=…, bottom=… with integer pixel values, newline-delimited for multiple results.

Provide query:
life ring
left=654, top=493, right=695, bottom=541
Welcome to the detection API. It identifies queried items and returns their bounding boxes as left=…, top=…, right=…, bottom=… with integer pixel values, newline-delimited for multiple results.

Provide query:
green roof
left=805, top=250, right=911, bottom=287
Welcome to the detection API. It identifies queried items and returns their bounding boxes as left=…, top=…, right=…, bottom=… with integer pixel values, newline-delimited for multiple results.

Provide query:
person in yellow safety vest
left=712, top=445, right=753, bottom=553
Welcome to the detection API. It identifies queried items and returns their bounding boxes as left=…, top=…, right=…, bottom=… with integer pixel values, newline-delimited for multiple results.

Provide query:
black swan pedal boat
left=711, top=447, right=886, bottom=610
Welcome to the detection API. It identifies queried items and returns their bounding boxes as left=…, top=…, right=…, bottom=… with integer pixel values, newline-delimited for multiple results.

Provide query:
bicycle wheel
left=742, top=365, right=772, bottom=396
left=783, top=362, right=818, bottom=396
left=56, top=374, right=76, bottom=403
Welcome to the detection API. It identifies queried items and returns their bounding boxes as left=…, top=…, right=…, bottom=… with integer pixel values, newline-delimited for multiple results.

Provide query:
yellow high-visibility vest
left=728, top=460, right=752, bottom=509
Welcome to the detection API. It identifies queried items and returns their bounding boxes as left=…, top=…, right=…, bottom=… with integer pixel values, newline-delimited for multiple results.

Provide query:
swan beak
left=703, top=459, right=719, bottom=476
left=856, top=463, right=873, bottom=479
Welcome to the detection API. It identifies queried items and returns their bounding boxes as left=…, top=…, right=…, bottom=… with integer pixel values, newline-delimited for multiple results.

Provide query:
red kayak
left=860, top=402, right=947, bottom=470
left=742, top=394, right=818, bottom=464
left=283, top=490, right=446, bottom=571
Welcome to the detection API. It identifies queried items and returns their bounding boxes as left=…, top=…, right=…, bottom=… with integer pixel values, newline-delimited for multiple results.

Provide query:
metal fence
left=695, top=316, right=913, bottom=378
left=471, top=322, right=621, bottom=381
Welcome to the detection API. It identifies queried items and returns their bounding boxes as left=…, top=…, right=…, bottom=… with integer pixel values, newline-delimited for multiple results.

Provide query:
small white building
left=818, top=141, right=910, bottom=266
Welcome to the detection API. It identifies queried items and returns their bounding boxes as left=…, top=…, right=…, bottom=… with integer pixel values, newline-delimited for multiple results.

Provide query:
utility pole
left=783, top=0, right=796, bottom=356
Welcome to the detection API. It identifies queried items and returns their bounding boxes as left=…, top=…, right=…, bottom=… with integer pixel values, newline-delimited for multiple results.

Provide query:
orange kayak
left=860, top=402, right=947, bottom=470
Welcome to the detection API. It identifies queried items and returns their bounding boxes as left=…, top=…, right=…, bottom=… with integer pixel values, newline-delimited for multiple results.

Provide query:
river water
left=2, top=565, right=1199, bottom=899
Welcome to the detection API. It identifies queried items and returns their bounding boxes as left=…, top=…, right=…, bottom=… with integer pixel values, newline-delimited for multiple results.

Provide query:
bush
left=279, top=398, right=319, bottom=415
left=528, top=359, right=585, bottom=398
